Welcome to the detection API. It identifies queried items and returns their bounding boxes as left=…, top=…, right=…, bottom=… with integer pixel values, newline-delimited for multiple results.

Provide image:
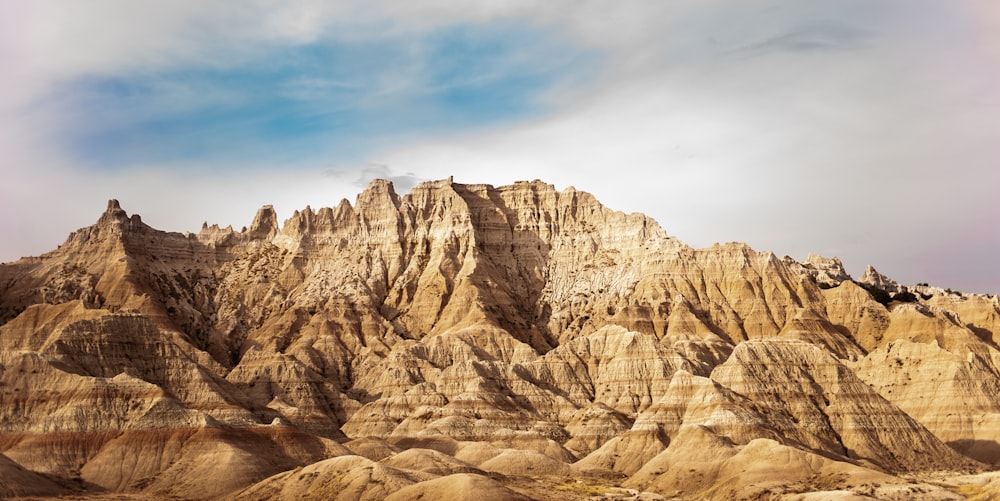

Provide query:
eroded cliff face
left=1, top=178, right=997, bottom=499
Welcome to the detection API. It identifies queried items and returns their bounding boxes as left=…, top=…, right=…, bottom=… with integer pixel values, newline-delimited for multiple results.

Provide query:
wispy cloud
left=36, top=21, right=595, bottom=171
left=328, top=163, right=424, bottom=193
left=739, top=22, right=873, bottom=54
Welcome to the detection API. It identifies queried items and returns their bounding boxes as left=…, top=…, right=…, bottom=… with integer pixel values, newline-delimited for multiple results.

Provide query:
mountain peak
left=91, top=198, right=145, bottom=237
left=248, top=204, right=278, bottom=238
left=802, top=253, right=851, bottom=287
left=859, top=264, right=901, bottom=293
left=98, top=198, right=128, bottom=224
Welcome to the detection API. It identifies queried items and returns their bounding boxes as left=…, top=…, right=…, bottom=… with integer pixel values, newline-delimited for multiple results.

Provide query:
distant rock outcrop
left=799, top=252, right=852, bottom=287
left=858, top=264, right=902, bottom=293
left=1, top=178, right=997, bottom=499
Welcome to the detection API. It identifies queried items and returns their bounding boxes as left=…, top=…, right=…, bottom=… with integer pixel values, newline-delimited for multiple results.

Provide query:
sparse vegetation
left=856, top=281, right=892, bottom=306
left=553, top=480, right=617, bottom=496
left=950, top=482, right=1000, bottom=501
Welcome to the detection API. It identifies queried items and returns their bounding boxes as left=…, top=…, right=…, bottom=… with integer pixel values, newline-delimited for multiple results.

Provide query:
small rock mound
left=381, top=448, right=483, bottom=476
left=384, top=473, right=533, bottom=501
left=235, top=455, right=433, bottom=501
left=479, top=448, right=575, bottom=477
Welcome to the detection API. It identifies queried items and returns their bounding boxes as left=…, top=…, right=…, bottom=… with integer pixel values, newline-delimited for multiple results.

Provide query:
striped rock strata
left=1, top=179, right=997, bottom=499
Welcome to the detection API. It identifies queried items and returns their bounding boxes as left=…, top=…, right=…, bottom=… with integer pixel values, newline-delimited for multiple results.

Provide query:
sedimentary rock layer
left=1, top=178, right=997, bottom=499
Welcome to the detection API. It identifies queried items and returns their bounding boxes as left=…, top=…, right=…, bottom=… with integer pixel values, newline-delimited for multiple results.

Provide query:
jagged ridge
left=1, top=178, right=998, bottom=499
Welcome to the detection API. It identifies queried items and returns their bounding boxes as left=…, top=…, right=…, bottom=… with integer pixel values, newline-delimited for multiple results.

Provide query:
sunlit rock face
left=0, top=178, right=996, bottom=499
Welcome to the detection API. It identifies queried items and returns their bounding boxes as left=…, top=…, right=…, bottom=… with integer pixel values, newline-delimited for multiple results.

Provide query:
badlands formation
left=2, top=178, right=1000, bottom=499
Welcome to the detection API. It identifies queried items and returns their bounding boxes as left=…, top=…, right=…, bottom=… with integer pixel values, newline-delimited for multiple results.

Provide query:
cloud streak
left=36, top=20, right=594, bottom=170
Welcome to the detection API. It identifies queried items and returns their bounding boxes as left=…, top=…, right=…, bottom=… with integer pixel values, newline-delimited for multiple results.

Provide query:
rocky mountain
left=2, top=178, right=999, bottom=499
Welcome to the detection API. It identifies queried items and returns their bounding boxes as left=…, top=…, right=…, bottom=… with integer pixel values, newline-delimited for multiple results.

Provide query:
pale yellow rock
left=821, top=281, right=890, bottom=351
left=0, top=453, right=68, bottom=497
left=478, top=448, right=574, bottom=477
left=1, top=179, right=997, bottom=499
left=927, top=293, right=1000, bottom=346
left=384, top=473, right=533, bottom=501
left=712, top=340, right=978, bottom=472
left=574, top=428, right=668, bottom=476
left=343, top=436, right=401, bottom=461
left=627, top=429, right=957, bottom=500
left=562, top=403, right=632, bottom=456
left=380, top=447, right=482, bottom=476
left=233, top=455, right=434, bottom=501
left=858, top=264, right=902, bottom=293
left=851, top=338, right=1000, bottom=465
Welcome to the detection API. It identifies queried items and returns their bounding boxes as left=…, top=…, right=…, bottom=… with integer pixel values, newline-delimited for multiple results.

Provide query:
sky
left=1, top=1, right=998, bottom=294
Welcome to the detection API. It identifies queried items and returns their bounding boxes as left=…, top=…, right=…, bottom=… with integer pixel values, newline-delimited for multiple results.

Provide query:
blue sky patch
left=53, top=22, right=597, bottom=171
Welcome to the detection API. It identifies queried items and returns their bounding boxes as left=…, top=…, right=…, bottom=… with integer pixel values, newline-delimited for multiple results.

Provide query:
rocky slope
left=1, top=178, right=998, bottom=499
